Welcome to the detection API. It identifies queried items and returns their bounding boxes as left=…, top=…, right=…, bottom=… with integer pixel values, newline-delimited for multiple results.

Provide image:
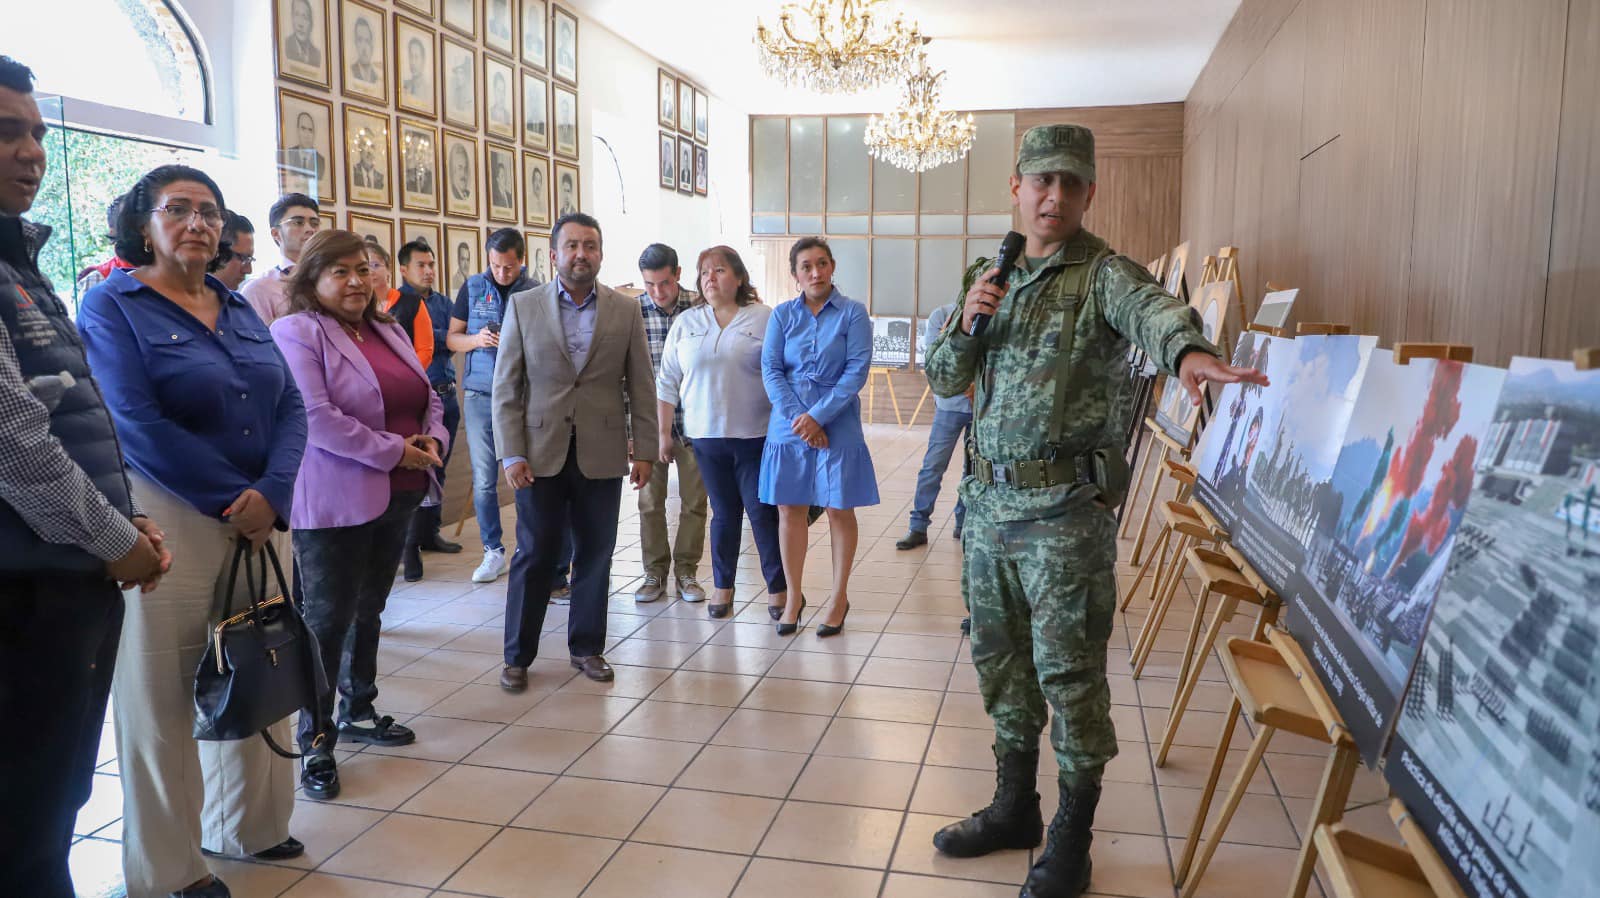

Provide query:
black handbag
left=193, top=540, right=327, bottom=759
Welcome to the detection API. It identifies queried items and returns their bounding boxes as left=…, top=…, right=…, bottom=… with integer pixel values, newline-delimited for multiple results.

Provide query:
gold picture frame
left=400, top=218, right=442, bottom=255
left=444, top=223, right=482, bottom=296
left=524, top=229, right=551, bottom=282
left=442, top=0, right=477, bottom=39
left=275, top=0, right=333, bottom=89
left=347, top=212, right=395, bottom=252
left=483, top=0, right=516, bottom=58
left=553, top=160, right=579, bottom=218
left=397, top=117, right=439, bottom=213
left=483, top=54, right=517, bottom=140
left=276, top=89, right=336, bottom=204
left=552, top=83, right=578, bottom=159
left=521, top=70, right=549, bottom=151
left=520, top=0, right=547, bottom=70
left=657, top=69, right=676, bottom=130
left=523, top=152, right=550, bottom=228
left=343, top=105, right=393, bottom=208
left=440, top=34, right=479, bottom=130
left=394, top=15, right=437, bottom=117
left=677, top=79, right=693, bottom=134
left=442, top=129, right=480, bottom=219
left=339, top=0, right=388, bottom=105
left=551, top=4, right=578, bottom=85
left=486, top=142, right=519, bottom=223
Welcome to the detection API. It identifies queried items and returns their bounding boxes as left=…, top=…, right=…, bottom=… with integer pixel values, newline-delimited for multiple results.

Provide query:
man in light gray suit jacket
left=492, top=212, right=658, bottom=688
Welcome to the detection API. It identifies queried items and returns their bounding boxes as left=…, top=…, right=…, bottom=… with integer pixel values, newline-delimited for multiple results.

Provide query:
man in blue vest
left=0, top=56, right=170, bottom=898
left=448, top=227, right=573, bottom=593
left=393, top=238, right=464, bottom=581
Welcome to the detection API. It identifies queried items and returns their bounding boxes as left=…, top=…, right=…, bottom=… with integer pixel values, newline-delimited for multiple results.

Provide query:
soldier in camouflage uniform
left=924, top=125, right=1267, bottom=898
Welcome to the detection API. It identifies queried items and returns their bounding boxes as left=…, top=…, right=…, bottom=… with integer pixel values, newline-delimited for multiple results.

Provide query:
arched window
left=5, top=0, right=209, bottom=123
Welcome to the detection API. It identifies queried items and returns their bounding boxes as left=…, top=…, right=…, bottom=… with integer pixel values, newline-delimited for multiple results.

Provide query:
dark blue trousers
left=693, top=437, right=786, bottom=594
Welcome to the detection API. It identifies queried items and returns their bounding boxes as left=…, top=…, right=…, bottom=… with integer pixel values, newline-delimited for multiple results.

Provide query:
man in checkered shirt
left=0, top=56, right=169, bottom=898
left=627, top=243, right=708, bottom=604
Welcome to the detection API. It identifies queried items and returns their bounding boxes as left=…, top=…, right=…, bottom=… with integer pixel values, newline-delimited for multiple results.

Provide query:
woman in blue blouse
left=760, top=237, right=878, bottom=637
left=78, top=165, right=308, bottom=898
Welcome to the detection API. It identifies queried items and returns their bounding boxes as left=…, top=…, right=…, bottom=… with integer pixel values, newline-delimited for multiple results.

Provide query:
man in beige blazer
left=492, top=212, right=658, bottom=687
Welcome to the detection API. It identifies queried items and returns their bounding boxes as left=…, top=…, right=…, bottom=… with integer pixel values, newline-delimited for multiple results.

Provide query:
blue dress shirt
left=77, top=269, right=308, bottom=522
left=557, top=280, right=598, bottom=371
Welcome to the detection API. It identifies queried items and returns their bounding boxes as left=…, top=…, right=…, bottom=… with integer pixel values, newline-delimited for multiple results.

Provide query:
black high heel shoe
left=817, top=605, right=850, bottom=638
left=775, top=595, right=807, bottom=635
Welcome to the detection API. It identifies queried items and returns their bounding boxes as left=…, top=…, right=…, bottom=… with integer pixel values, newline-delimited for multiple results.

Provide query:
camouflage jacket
left=924, top=228, right=1217, bottom=521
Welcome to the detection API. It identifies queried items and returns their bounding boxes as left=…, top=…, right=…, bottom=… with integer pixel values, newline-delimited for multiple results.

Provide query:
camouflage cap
left=1016, top=124, right=1096, bottom=182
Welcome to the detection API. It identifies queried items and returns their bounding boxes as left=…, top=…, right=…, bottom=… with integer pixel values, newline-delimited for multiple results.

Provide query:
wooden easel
left=1296, top=322, right=1352, bottom=336
left=1314, top=800, right=1469, bottom=898
left=1128, top=495, right=1230, bottom=675
left=909, top=382, right=933, bottom=427
left=1576, top=346, right=1600, bottom=370
left=865, top=367, right=904, bottom=426
left=1175, top=626, right=1361, bottom=898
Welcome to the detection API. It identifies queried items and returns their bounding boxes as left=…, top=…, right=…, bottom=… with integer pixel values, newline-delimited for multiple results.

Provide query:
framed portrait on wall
left=524, top=230, right=551, bottom=282
left=677, top=79, right=693, bottom=134
left=694, top=144, right=707, bottom=196
left=553, top=160, right=579, bottom=218
left=343, top=106, right=393, bottom=208
left=484, top=0, right=516, bottom=57
left=340, top=0, right=388, bottom=104
left=440, top=37, right=478, bottom=129
left=552, top=84, right=578, bottom=159
left=347, top=212, right=394, bottom=252
left=676, top=136, right=692, bottom=195
left=486, top=143, right=518, bottom=223
left=523, top=152, right=550, bottom=227
left=551, top=4, right=578, bottom=85
left=520, top=0, right=547, bottom=69
left=394, top=16, right=437, bottom=117
left=444, top=224, right=481, bottom=296
left=276, top=90, right=335, bottom=204
left=694, top=89, right=708, bottom=143
left=442, top=0, right=476, bottom=38
left=397, top=118, right=439, bottom=212
left=657, top=69, right=676, bottom=130
left=275, top=0, right=332, bottom=88
left=442, top=130, right=480, bottom=219
left=658, top=131, right=675, bottom=189
left=400, top=218, right=441, bottom=255
left=484, top=56, right=516, bottom=140
left=521, top=71, right=549, bottom=151
left=395, top=0, right=433, bottom=14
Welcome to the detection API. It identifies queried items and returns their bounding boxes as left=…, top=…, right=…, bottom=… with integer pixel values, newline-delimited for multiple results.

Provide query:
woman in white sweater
left=656, top=246, right=788, bottom=619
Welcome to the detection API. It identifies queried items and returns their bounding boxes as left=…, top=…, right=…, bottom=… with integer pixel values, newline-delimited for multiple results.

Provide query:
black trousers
left=0, top=572, right=123, bottom=898
left=504, top=437, right=622, bottom=665
left=294, top=490, right=422, bottom=753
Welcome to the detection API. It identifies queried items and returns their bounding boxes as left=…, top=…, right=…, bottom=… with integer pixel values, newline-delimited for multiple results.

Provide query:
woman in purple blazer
left=269, top=230, right=448, bottom=801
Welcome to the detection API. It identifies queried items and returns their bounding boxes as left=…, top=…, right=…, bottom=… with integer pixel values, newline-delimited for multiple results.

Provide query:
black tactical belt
left=970, top=452, right=1095, bottom=489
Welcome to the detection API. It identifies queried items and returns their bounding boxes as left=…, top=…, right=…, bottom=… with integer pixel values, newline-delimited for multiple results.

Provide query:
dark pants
left=0, top=573, right=122, bottom=898
left=409, top=386, right=461, bottom=544
left=693, top=437, right=786, bottom=593
left=294, top=490, right=423, bottom=753
left=504, top=438, right=622, bottom=665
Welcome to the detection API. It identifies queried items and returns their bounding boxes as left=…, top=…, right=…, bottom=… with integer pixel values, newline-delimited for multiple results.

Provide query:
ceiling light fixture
left=754, top=0, right=920, bottom=95
left=864, top=46, right=976, bottom=173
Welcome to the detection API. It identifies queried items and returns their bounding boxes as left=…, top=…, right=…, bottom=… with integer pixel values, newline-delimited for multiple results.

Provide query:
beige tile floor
left=69, top=424, right=1392, bottom=897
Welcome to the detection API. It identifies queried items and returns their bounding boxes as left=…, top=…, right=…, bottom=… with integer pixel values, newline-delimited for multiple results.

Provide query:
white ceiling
left=567, top=0, right=1242, bottom=115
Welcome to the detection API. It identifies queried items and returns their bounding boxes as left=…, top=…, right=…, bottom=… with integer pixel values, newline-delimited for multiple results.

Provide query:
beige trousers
left=638, top=436, right=708, bottom=581
left=113, top=473, right=296, bottom=898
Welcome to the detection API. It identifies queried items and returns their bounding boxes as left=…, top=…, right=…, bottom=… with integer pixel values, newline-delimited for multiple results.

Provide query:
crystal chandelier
left=864, top=48, right=976, bottom=173
left=754, top=0, right=920, bottom=94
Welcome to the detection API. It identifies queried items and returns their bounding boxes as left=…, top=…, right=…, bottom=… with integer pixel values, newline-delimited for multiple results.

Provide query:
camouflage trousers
left=962, top=500, right=1118, bottom=777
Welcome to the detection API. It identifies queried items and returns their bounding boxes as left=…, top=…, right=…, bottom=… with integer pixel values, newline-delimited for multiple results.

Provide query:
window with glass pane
left=967, top=113, right=1016, bottom=212
left=873, top=157, right=915, bottom=213
left=752, top=118, right=787, bottom=213
left=826, top=117, right=869, bottom=214
left=871, top=239, right=916, bottom=315
left=919, top=240, right=966, bottom=315
left=789, top=117, right=823, bottom=214
left=920, top=156, right=964, bottom=212
left=828, top=238, right=869, bottom=306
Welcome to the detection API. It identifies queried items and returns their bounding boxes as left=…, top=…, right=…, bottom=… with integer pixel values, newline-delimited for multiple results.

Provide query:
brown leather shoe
left=571, top=654, right=614, bottom=682
left=499, top=665, right=528, bottom=693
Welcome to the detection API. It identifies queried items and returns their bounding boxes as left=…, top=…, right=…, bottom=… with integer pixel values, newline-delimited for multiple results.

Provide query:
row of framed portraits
left=658, top=133, right=708, bottom=196
left=276, top=0, right=579, bottom=98
left=657, top=68, right=709, bottom=144
left=347, top=215, right=557, bottom=295
left=278, top=3, right=578, bottom=153
left=278, top=90, right=579, bottom=225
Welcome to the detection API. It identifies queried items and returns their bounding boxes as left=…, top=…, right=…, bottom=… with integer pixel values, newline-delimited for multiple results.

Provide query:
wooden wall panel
left=1185, top=0, right=1301, bottom=149
left=1403, top=0, right=1566, bottom=364
left=1016, top=103, right=1184, bottom=156
left=1544, top=0, right=1600, bottom=357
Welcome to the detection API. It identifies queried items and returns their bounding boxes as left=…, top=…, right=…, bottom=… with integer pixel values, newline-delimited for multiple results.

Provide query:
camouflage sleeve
left=923, top=311, right=978, bottom=398
left=1096, top=255, right=1219, bottom=375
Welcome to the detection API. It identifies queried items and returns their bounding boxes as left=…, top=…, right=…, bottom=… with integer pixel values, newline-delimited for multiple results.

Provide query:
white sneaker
left=472, top=548, right=507, bottom=583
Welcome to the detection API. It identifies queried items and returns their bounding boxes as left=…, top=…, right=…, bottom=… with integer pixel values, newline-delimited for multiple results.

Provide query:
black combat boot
left=1019, top=774, right=1102, bottom=898
left=932, top=749, right=1043, bottom=857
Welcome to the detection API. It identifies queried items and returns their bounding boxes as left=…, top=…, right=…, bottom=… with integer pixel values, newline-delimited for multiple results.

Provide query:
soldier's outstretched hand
left=961, top=267, right=1007, bottom=334
left=1177, top=351, right=1269, bottom=403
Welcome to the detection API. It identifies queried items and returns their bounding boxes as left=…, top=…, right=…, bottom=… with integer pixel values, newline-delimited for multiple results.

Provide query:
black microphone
left=970, top=231, right=1025, bottom=337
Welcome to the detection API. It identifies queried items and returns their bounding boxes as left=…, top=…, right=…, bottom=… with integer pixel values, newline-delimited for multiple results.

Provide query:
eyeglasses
left=280, top=215, right=323, bottom=229
left=233, top=255, right=257, bottom=265
left=153, top=204, right=225, bottom=227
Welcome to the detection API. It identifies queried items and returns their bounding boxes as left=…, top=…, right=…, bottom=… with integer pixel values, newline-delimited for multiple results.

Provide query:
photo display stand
left=1313, top=799, right=1469, bottom=898
left=865, top=368, right=904, bottom=426
left=1121, top=243, right=1194, bottom=530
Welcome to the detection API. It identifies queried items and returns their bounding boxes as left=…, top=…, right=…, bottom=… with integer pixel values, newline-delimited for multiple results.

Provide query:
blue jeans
left=909, top=409, right=972, bottom=534
left=692, top=437, right=786, bottom=594
left=463, top=390, right=507, bottom=551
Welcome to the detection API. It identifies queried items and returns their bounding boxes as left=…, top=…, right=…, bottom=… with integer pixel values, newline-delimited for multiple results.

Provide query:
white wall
left=576, top=21, right=750, bottom=289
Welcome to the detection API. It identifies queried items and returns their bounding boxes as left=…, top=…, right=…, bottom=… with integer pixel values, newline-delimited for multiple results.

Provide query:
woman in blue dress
left=759, top=237, right=879, bottom=637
